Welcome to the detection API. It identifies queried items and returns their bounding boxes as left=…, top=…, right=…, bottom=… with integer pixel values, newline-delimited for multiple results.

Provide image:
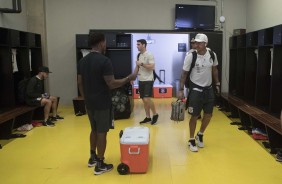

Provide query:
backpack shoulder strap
left=208, top=50, right=215, bottom=62
left=190, top=51, right=197, bottom=71
left=137, top=53, right=141, bottom=60
left=184, top=51, right=197, bottom=88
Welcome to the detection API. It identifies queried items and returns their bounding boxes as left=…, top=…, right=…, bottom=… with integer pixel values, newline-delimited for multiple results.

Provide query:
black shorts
left=139, top=81, right=153, bottom=98
left=187, top=84, right=215, bottom=116
left=87, top=108, right=114, bottom=133
left=26, top=98, right=42, bottom=107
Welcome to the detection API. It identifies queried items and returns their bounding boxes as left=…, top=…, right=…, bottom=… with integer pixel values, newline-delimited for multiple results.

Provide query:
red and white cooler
left=117, top=126, right=150, bottom=175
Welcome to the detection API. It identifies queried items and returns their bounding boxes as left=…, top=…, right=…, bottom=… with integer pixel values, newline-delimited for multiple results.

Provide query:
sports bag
left=170, top=99, right=185, bottom=122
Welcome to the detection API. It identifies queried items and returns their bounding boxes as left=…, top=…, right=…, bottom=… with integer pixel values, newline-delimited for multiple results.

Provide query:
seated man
left=25, top=66, right=63, bottom=126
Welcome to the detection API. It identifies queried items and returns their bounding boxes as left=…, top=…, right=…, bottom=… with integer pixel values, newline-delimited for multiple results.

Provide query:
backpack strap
left=208, top=50, right=215, bottom=63
left=184, top=51, right=197, bottom=88
left=190, top=51, right=197, bottom=71
left=137, top=53, right=141, bottom=60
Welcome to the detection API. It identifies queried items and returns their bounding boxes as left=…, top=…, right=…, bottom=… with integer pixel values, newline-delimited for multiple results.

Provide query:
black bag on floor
left=112, top=84, right=131, bottom=120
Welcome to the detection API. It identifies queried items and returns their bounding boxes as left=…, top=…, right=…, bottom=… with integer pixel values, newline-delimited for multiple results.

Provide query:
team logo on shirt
left=188, top=107, right=194, bottom=113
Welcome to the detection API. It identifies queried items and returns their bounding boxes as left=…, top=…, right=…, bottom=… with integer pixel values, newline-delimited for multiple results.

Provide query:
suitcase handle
left=128, top=146, right=140, bottom=154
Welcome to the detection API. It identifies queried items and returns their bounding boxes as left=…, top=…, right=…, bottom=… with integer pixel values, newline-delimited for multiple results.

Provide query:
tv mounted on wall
left=175, top=4, right=215, bottom=30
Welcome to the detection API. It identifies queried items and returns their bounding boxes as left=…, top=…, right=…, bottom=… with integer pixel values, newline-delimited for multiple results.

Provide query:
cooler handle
left=128, top=146, right=140, bottom=154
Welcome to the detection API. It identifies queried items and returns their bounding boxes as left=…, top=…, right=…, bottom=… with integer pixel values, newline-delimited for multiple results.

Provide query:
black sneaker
left=188, top=139, right=198, bottom=152
left=88, top=157, right=97, bottom=167
left=55, top=115, right=64, bottom=120
left=94, top=159, right=113, bottom=175
left=151, top=114, right=159, bottom=125
left=276, top=151, right=282, bottom=162
left=140, top=117, right=151, bottom=124
left=195, top=133, right=204, bottom=148
left=49, top=116, right=57, bottom=121
left=50, top=115, right=64, bottom=121
left=43, top=119, right=55, bottom=127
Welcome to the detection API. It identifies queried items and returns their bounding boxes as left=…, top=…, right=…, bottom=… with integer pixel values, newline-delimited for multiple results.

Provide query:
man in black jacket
left=25, top=66, right=63, bottom=126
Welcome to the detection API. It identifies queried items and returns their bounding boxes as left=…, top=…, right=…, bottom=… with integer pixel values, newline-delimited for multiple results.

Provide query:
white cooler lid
left=120, top=126, right=150, bottom=145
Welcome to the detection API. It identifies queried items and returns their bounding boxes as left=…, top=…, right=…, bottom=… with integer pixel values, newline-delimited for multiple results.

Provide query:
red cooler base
left=118, top=126, right=150, bottom=174
left=153, top=84, right=172, bottom=98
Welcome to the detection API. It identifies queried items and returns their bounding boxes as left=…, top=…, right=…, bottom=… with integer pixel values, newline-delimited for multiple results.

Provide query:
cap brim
left=194, top=39, right=205, bottom=42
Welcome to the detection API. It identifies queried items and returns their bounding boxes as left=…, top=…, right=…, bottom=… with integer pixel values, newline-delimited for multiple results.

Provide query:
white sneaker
left=195, top=133, right=204, bottom=148
left=188, top=139, right=198, bottom=152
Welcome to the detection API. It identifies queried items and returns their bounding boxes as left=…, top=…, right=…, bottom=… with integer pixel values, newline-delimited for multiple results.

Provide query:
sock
left=189, top=138, right=195, bottom=141
left=198, top=131, right=203, bottom=135
left=90, top=150, right=97, bottom=159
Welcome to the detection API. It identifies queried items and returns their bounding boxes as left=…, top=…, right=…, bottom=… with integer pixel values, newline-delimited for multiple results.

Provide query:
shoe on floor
left=55, top=115, right=64, bottom=120
left=50, top=115, right=64, bottom=121
left=88, top=157, right=97, bottom=167
left=195, top=133, right=204, bottom=148
left=151, top=114, right=159, bottom=125
left=140, top=117, right=151, bottom=124
left=94, top=159, right=113, bottom=175
left=276, top=151, right=282, bottom=162
left=43, top=119, right=55, bottom=127
left=188, top=139, right=198, bottom=152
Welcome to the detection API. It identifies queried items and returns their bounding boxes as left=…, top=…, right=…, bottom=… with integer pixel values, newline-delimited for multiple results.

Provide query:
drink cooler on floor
left=153, top=84, right=172, bottom=98
left=118, top=126, right=150, bottom=175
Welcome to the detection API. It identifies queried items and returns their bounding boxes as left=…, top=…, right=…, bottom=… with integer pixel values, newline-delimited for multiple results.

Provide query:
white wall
left=246, top=0, right=282, bottom=32
left=0, top=0, right=27, bottom=30
left=220, top=0, right=246, bottom=93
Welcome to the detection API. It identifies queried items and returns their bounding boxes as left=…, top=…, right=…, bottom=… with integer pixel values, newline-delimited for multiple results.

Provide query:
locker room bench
left=0, top=106, right=39, bottom=143
left=221, top=93, right=282, bottom=153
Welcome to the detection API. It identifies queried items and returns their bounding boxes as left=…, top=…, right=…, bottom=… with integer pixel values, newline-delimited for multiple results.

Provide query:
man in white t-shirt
left=135, top=39, right=159, bottom=125
left=178, top=33, right=220, bottom=152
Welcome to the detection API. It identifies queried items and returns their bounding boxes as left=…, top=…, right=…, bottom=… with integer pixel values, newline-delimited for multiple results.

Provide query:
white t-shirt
left=138, top=51, right=155, bottom=81
left=183, top=50, right=218, bottom=87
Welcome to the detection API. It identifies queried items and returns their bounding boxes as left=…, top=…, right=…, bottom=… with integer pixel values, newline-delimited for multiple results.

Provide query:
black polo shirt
left=77, top=52, right=114, bottom=110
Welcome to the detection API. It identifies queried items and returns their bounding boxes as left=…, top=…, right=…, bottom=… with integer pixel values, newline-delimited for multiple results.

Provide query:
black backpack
left=137, top=53, right=163, bottom=83
left=17, top=78, right=30, bottom=104
left=184, top=50, right=215, bottom=88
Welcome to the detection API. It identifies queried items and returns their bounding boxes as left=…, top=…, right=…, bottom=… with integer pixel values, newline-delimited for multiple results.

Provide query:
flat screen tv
left=175, top=4, right=215, bottom=30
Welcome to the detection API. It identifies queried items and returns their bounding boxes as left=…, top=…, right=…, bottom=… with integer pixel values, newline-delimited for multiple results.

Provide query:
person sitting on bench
left=25, top=66, right=63, bottom=127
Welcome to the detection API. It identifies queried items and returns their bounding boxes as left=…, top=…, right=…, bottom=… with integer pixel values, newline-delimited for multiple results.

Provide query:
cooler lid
left=120, top=126, right=150, bottom=144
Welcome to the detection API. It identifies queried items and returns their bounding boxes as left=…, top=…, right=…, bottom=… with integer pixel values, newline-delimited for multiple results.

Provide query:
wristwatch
left=141, top=63, right=144, bottom=66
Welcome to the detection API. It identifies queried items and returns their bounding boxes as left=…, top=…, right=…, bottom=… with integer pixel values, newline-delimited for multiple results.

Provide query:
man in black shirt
left=26, top=66, right=63, bottom=126
left=77, top=32, right=137, bottom=175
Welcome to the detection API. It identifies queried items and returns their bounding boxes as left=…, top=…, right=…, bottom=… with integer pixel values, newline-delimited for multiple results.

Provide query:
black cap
left=38, top=66, right=52, bottom=73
